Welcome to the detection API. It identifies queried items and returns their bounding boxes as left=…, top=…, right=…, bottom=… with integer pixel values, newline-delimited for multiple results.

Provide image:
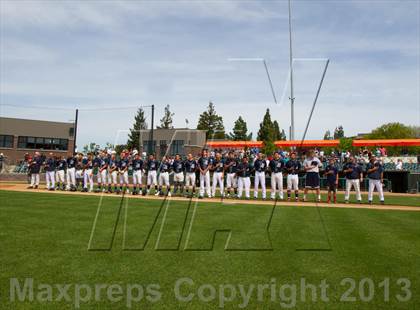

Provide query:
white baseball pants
left=30, top=173, right=40, bottom=187
left=147, top=171, right=157, bottom=186
left=56, top=170, right=65, bottom=184
left=97, top=169, right=107, bottom=184
left=185, top=173, right=196, bottom=187
left=368, top=179, right=384, bottom=201
left=199, top=171, right=211, bottom=197
left=133, top=170, right=142, bottom=185
left=46, top=171, right=55, bottom=189
left=212, top=172, right=224, bottom=196
left=238, top=177, right=250, bottom=198
left=345, top=179, right=361, bottom=201
left=254, top=171, right=266, bottom=199
left=159, top=172, right=170, bottom=186
left=287, top=174, right=299, bottom=190
left=83, top=169, right=93, bottom=190
left=119, top=171, right=129, bottom=184
left=271, top=172, right=284, bottom=199
left=66, top=167, right=76, bottom=189
left=226, top=173, right=237, bottom=189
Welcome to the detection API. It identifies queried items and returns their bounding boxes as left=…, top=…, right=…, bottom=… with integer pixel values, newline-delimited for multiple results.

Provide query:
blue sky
left=1, top=0, right=419, bottom=148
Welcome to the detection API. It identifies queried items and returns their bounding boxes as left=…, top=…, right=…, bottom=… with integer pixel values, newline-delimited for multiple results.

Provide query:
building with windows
left=0, top=117, right=75, bottom=164
left=139, top=128, right=206, bottom=158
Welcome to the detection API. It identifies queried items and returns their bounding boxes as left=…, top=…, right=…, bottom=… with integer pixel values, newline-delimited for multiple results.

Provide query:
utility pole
left=288, top=0, right=295, bottom=141
left=150, top=104, right=155, bottom=153
left=73, top=108, right=78, bottom=154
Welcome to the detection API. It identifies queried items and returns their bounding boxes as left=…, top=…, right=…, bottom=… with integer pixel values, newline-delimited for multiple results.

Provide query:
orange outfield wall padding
left=352, top=139, right=420, bottom=147
left=206, top=139, right=420, bottom=148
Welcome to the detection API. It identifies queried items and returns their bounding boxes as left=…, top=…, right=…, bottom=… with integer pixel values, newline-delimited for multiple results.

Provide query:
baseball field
left=0, top=186, right=419, bottom=309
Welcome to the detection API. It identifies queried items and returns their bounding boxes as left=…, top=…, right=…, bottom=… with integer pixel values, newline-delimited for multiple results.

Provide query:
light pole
left=288, top=0, right=295, bottom=141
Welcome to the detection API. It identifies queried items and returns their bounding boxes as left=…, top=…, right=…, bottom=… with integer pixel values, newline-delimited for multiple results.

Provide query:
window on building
left=17, top=136, right=69, bottom=150
left=160, top=140, right=167, bottom=157
left=143, top=140, right=156, bottom=154
left=0, top=135, right=14, bottom=148
left=170, top=140, right=184, bottom=155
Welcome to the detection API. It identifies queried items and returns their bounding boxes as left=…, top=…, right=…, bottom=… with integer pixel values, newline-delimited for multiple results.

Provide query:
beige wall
left=0, top=117, right=75, bottom=164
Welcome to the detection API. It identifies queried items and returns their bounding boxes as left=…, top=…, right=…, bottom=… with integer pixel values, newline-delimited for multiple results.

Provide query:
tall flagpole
left=288, top=0, right=295, bottom=141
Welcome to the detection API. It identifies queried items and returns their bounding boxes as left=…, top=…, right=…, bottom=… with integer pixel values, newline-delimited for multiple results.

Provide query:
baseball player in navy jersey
left=172, top=154, right=185, bottom=196
left=285, top=152, right=301, bottom=201
left=66, top=153, right=77, bottom=191
left=97, top=151, right=109, bottom=192
left=198, top=149, right=211, bottom=198
left=82, top=154, right=94, bottom=192
left=146, top=154, right=159, bottom=195
left=324, top=157, right=339, bottom=203
left=224, top=151, right=238, bottom=198
left=343, top=156, right=363, bottom=203
left=184, top=153, right=197, bottom=197
left=211, top=152, right=225, bottom=197
left=269, top=152, right=284, bottom=200
left=253, top=153, right=267, bottom=199
left=55, top=155, right=67, bottom=190
left=303, top=150, right=322, bottom=202
left=131, top=151, right=144, bottom=195
left=28, top=152, right=42, bottom=189
left=157, top=156, right=171, bottom=196
left=44, top=152, right=56, bottom=191
left=118, top=151, right=130, bottom=194
left=366, top=156, right=385, bottom=204
left=75, top=154, right=84, bottom=190
left=107, top=152, right=118, bottom=193
left=237, top=156, right=252, bottom=199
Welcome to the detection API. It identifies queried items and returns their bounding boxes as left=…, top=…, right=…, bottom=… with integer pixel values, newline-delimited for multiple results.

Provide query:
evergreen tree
left=257, top=109, right=277, bottom=154
left=197, top=101, right=225, bottom=139
left=333, top=125, right=345, bottom=139
left=280, top=129, right=287, bottom=141
left=273, top=121, right=282, bottom=140
left=127, top=108, right=148, bottom=150
left=158, top=104, right=174, bottom=129
left=323, top=130, right=332, bottom=140
left=228, top=116, right=252, bottom=141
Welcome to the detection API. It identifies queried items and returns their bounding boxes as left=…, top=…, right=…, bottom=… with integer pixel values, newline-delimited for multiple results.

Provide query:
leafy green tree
left=323, top=130, right=332, bottom=140
left=127, top=108, right=148, bottom=150
left=82, top=142, right=98, bottom=154
left=339, top=137, right=354, bottom=152
left=228, top=116, right=252, bottom=141
left=158, top=104, right=174, bottom=129
left=334, top=125, right=344, bottom=139
left=197, top=101, right=225, bottom=139
left=367, top=122, right=415, bottom=139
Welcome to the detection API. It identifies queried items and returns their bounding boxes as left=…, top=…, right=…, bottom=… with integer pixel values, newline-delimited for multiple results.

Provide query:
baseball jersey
left=212, top=158, right=225, bottom=172
left=325, top=164, right=338, bottom=184
left=67, top=156, right=77, bottom=169
left=159, top=161, right=171, bottom=173
left=303, top=157, right=322, bottom=173
left=82, top=158, right=93, bottom=169
left=172, top=160, right=184, bottom=173
left=343, top=163, right=362, bottom=179
left=254, top=159, right=267, bottom=173
left=147, top=160, right=159, bottom=171
left=184, top=159, right=197, bottom=173
left=198, top=157, right=210, bottom=170
left=286, top=160, right=301, bottom=175
left=269, top=158, right=284, bottom=174
left=29, top=157, right=43, bottom=173
left=108, top=158, right=118, bottom=171
left=118, top=158, right=129, bottom=171
left=56, top=159, right=67, bottom=171
left=45, top=158, right=56, bottom=172
left=225, top=158, right=239, bottom=174
left=366, top=162, right=383, bottom=180
left=237, top=163, right=252, bottom=178
left=99, top=156, right=109, bottom=169
left=131, top=158, right=144, bottom=171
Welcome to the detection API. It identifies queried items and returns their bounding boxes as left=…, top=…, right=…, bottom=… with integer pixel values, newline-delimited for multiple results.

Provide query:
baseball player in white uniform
left=184, top=153, right=197, bottom=197
left=253, top=153, right=267, bottom=199
left=211, top=152, right=225, bottom=197
left=146, top=154, right=159, bottom=195
left=269, top=152, right=284, bottom=200
left=198, top=149, right=211, bottom=198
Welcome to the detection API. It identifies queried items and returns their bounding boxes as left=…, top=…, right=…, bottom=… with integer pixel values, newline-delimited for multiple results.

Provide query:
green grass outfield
left=0, top=190, right=419, bottom=309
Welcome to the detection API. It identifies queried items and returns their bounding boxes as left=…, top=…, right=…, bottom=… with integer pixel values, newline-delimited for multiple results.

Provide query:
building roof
left=0, top=117, right=74, bottom=138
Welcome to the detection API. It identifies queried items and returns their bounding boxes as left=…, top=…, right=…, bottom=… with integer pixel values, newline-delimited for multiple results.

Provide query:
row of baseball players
left=26, top=149, right=384, bottom=203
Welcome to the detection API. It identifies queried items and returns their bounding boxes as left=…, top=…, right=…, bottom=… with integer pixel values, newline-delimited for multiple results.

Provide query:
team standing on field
left=25, top=148, right=385, bottom=204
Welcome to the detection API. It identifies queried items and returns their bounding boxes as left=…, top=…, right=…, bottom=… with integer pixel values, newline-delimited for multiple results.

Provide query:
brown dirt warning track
left=1, top=182, right=419, bottom=212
